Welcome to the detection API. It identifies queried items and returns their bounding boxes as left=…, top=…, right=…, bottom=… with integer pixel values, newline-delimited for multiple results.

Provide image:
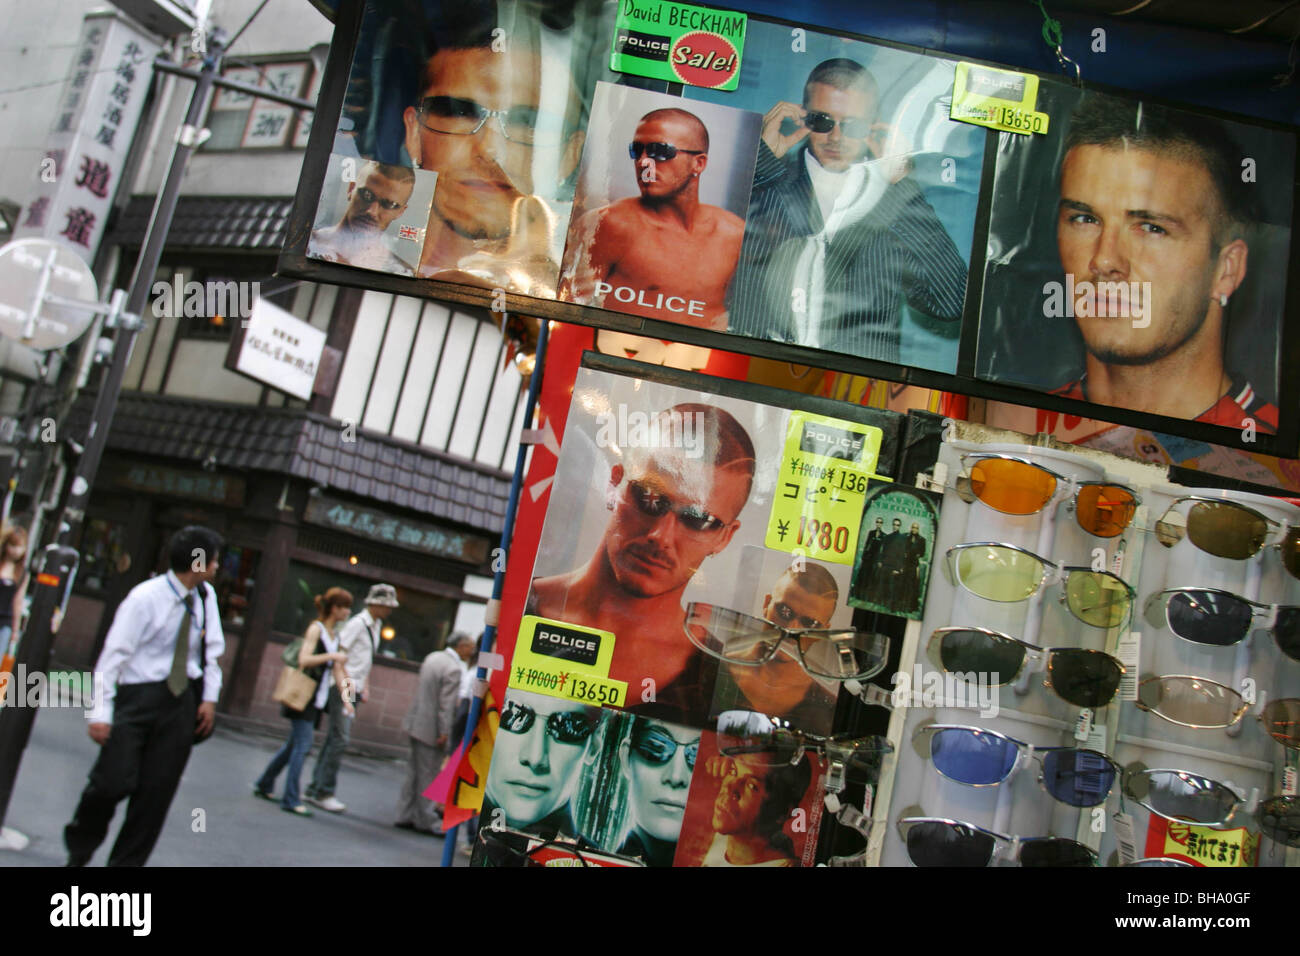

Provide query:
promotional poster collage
left=303, top=0, right=1298, bottom=450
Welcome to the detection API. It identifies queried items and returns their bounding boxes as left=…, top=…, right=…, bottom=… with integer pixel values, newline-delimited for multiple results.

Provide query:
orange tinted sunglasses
left=956, top=455, right=1140, bottom=538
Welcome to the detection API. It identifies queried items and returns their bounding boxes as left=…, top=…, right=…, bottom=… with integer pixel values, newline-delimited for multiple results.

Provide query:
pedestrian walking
left=395, top=632, right=475, bottom=833
left=64, top=525, right=225, bottom=866
left=0, top=523, right=29, bottom=675
left=305, top=583, right=398, bottom=812
left=255, top=587, right=353, bottom=816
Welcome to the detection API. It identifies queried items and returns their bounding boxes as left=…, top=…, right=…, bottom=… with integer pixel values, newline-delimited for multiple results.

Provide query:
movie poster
left=848, top=482, right=940, bottom=619
left=976, top=82, right=1294, bottom=434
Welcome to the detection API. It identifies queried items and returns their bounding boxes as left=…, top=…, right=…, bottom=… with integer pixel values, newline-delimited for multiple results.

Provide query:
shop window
left=214, top=544, right=260, bottom=630
left=205, top=60, right=315, bottom=151
left=76, top=518, right=129, bottom=595
left=272, top=560, right=457, bottom=662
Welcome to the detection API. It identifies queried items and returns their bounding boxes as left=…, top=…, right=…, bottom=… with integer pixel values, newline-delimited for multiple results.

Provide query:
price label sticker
left=765, top=412, right=884, bottom=566
left=1113, top=812, right=1139, bottom=866
left=1116, top=631, right=1141, bottom=701
left=508, top=616, right=628, bottom=708
left=950, top=62, right=1050, bottom=136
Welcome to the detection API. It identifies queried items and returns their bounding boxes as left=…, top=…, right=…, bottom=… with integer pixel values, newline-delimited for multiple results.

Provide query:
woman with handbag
left=254, top=587, right=354, bottom=816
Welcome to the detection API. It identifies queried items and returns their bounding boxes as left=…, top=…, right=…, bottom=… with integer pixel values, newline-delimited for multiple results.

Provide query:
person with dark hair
left=701, top=753, right=812, bottom=866
left=559, top=107, right=745, bottom=330
left=528, top=403, right=756, bottom=726
left=308, top=160, right=417, bottom=275
left=64, top=525, right=226, bottom=866
left=728, top=57, right=967, bottom=360
left=0, top=524, right=29, bottom=675
left=617, top=716, right=700, bottom=866
left=254, top=587, right=354, bottom=817
left=1050, top=95, right=1270, bottom=429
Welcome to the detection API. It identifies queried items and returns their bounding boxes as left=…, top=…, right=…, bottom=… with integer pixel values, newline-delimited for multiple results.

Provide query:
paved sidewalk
left=0, top=703, right=472, bottom=867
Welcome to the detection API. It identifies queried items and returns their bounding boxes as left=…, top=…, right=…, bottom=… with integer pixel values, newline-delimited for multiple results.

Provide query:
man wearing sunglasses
left=618, top=717, right=701, bottom=866
left=529, top=403, right=755, bottom=726
left=308, top=161, right=416, bottom=275
left=482, top=691, right=599, bottom=834
left=1049, top=96, right=1275, bottom=431
left=560, top=108, right=744, bottom=330
left=401, top=24, right=586, bottom=293
left=728, top=58, right=967, bottom=361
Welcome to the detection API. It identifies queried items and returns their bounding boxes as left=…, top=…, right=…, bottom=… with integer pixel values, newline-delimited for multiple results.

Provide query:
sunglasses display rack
left=873, top=438, right=1299, bottom=867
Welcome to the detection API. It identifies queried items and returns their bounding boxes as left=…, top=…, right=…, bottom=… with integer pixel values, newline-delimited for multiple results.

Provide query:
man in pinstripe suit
left=727, top=58, right=967, bottom=363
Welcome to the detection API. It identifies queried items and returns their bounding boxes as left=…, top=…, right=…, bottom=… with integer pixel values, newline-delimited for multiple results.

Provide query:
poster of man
left=976, top=83, right=1294, bottom=435
left=849, top=483, right=938, bottom=619
left=558, top=83, right=761, bottom=330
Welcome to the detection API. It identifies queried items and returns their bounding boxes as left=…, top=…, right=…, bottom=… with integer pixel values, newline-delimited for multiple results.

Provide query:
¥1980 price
left=568, top=677, right=622, bottom=707
left=796, top=516, right=850, bottom=554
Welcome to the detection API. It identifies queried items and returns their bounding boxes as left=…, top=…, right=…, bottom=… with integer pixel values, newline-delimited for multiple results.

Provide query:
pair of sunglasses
left=625, top=479, right=728, bottom=533
left=957, top=454, right=1140, bottom=538
left=628, top=723, right=698, bottom=770
left=928, top=626, right=1126, bottom=709
left=802, top=110, right=872, bottom=139
left=685, top=602, right=889, bottom=681
left=1257, top=794, right=1300, bottom=847
left=1258, top=698, right=1300, bottom=749
left=353, top=186, right=405, bottom=211
left=1154, top=497, right=1300, bottom=572
left=1143, top=588, right=1300, bottom=660
left=716, top=710, right=893, bottom=791
left=499, top=700, right=596, bottom=745
left=1134, top=675, right=1249, bottom=730
left=916, top=725, right=1120, bottom=808
left=416, top=95, right=565, bottom=146
left=944, top=542, right=1135, bottom=628
left=1123, top=768, right=1242, bottom=826
left=628, top=141, right=705, bottom=162
left=897, top=817, right=1096, bottom=867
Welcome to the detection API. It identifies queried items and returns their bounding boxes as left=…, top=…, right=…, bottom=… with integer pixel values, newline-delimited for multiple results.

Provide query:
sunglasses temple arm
left=847, top=680, right=895, bottom=711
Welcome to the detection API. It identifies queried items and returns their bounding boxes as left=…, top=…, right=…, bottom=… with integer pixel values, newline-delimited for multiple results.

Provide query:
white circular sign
left=0, top=238, right=98, bottom=350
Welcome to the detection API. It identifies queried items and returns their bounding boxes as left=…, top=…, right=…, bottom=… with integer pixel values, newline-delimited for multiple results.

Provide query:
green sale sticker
left=610, top=0, right=747, bottom=91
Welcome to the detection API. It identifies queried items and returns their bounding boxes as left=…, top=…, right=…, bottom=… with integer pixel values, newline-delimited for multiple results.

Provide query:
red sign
left=670, top=31, right=738, bottom=88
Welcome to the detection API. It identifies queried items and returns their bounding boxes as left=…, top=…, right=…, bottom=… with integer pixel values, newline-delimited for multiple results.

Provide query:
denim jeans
left=307, top=686, right=351, bottom=799
left=256, top=717, right=315, bottom=809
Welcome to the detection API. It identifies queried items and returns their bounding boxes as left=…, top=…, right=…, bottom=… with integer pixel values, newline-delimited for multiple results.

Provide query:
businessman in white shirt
left=65, top=525, right=226, bottom=866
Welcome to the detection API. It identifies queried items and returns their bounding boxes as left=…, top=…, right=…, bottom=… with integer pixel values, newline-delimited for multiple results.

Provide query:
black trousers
left=65, top=679, right=198, bottom=867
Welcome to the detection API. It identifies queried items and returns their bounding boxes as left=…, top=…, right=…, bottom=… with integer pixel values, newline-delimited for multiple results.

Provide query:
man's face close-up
left=626, top=720, right=698, bottom=842
left=403, top=47, right=572, bottom=241
left=803, top=81, right=875, bottom=172
left=486, top=695, right=593, bottom=826
left=764, top=576, right=836, bottom=631
left=711, top=759, right=770, bottom=836
left=1057, top=144, right=1223, bottom=366
left=342, top=170, right=411, bottom=234
left=631, top=115, right=706, bottom=202
left=602, top=449, right=748, bottom=599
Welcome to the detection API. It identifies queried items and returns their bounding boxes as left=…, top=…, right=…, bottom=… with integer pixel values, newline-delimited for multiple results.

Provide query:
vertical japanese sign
left=14, top=11, right=160, bottom=264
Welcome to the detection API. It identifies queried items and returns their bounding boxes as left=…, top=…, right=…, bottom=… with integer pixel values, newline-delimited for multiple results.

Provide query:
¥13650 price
left=991, top=105, right=1046, bottom=133
left=796, top=516, right=850, bottom=554
left=568, top=677, right=623, bottom=707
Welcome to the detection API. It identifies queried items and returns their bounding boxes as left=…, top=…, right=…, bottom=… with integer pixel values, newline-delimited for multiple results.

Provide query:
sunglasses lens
left=1076, top=485, right=1137, bottom=537
left=684, top=604, right=782, bottom=663
left=1259, top=698, right=1300, bottom=749
left=929, top=728, right=1018, bottom=785
left=839, top=119, right=872, bottom=138
left=1041, top=749, right=1116, bottom=807
left=1047, top=649, right=1123, bottom=708
left=955, top=546, right=1043, bottom=602
left=1282, top=528, right=1300, bottom=580
left=904, top=820, right=994, bottom=867
left=967, top=458, right=1056, bottom=515
left=1274, top=607, right=1300, bottom=661
left=1020, top=839, right=1095, bottom=867
left=1154, top=509, right=1186, bottom=548
left=1128, top=770, right=1238, bottom=824
left=1138, top=676, right=1245, bottom=728
left=1187, top=502, right=1268, bottom=559
left=1064, top=571, right=1131, bottom=628
left=936, top=629, right=1023, bottom=684
left=803, top=111, right=834, bottom=133
left=1256, top=795, right=1300, bottom=847
left=797, top=631, right=888, bottom=679
left=1165, top=590, right=1250, bottom=646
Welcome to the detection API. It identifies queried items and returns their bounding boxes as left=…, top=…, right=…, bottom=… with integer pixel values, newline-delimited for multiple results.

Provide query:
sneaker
left=314, top=796, right=346, bottom=813
left=282, top=804, right=314, bottom=817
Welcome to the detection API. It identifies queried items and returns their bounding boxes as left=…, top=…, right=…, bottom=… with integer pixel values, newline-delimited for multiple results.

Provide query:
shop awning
left=109, top=195, right=295, bottom=252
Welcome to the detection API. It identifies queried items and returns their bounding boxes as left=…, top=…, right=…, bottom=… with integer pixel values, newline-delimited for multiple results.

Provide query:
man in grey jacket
left=395, top=632, right=476, bottom=833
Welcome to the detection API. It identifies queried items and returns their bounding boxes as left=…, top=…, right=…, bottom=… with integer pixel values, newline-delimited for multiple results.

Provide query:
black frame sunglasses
left=802, top=110, right=872, bottom=138
left=629, top=724, right=699, bottom=770
left=500, top=700, right=595, bottom=745
left=625, top=479, right=728, bottom=533
left=353, top=186, right=404, bottom=212
left=628, top=141, right=706, bottom=162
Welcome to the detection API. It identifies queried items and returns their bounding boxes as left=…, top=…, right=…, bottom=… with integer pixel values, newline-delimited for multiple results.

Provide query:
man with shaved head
left=309, top=160, right=416, bottom=275
left=560, top=107, right=745, bottom=331
left=529, top=403, right=756, bottom=726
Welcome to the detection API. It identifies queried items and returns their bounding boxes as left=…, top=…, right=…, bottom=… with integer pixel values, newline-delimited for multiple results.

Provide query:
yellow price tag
left=950, top=62, right=1049, bottom=136
left=764, top=413, right=884, bottom=566
left=508, top=616, right=628, bottom=707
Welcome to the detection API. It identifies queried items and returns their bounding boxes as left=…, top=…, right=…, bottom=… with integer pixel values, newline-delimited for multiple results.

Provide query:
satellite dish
left=0, top=238, right=99, bottom=351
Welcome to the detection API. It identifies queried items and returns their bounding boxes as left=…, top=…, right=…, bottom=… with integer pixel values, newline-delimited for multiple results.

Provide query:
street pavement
left=0, top=702, right=471, bottom=867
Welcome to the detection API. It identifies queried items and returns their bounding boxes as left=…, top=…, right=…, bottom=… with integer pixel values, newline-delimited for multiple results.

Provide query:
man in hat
left=305, top=583, right=399, bottom=812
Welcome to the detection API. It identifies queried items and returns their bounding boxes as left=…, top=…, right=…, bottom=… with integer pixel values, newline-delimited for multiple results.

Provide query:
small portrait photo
left=307, top=153, right=437, bottom=277
left=849, top=483, right=940, bottom=619
left=558, top=81, right=763, bottom=331
left=976, top=83, right=1294, bottom=434
left=672, top=731, right=822, bottom=867
left=480, top=688, right=602, bottom=838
